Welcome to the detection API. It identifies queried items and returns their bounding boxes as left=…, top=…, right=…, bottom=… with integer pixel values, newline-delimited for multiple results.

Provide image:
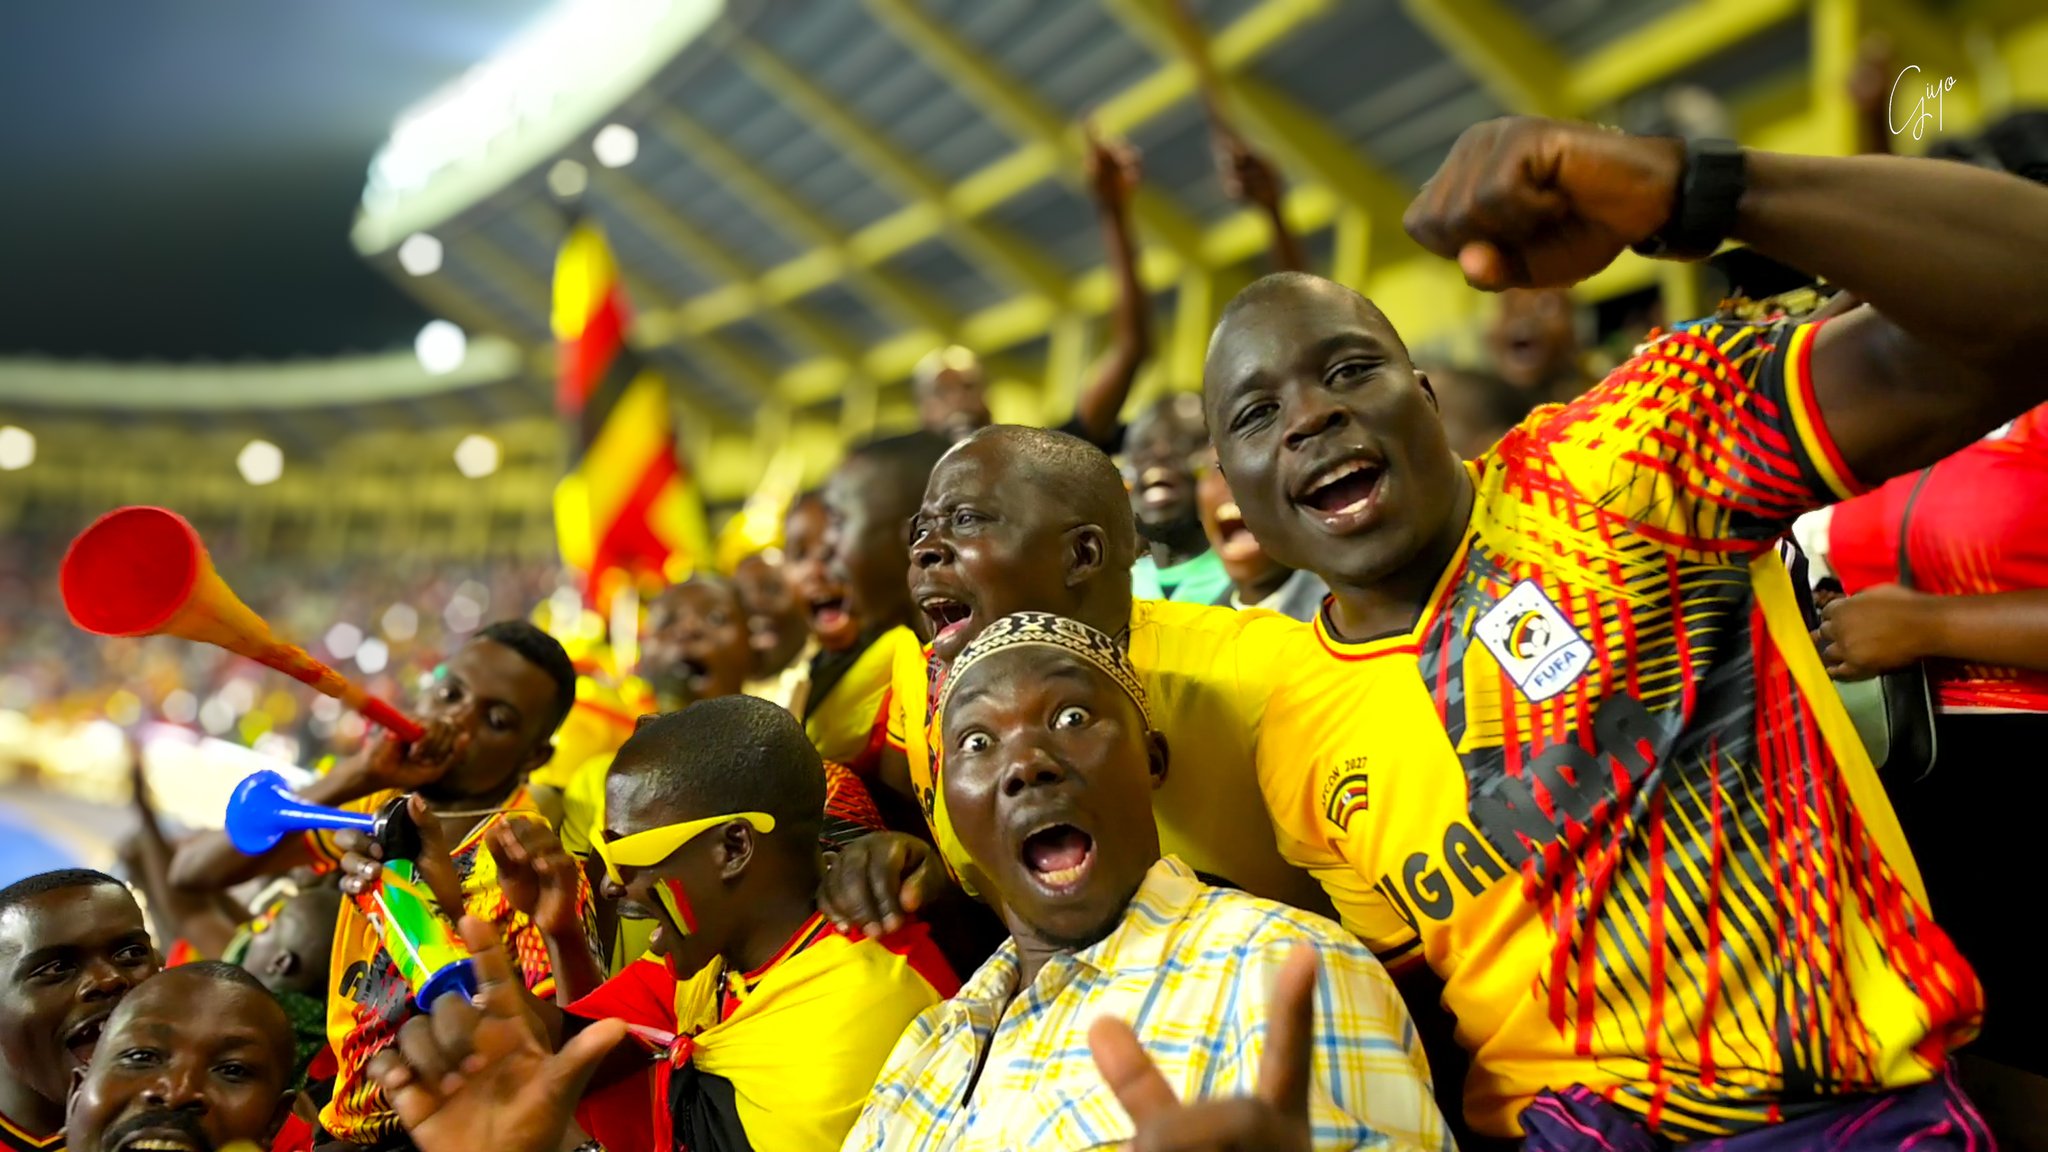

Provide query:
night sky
left=0, top=2, right=554, bottom=361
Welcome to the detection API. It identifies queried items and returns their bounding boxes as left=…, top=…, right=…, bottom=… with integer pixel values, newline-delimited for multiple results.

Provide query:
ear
left=1064, top=525, right=1108, bottom=588
left=269, top=951, right=299, bottom=978
left=66, top=1065, right=86, bottom=1131
left=265, top=1088, right=301, bottom=1142
left=716, top=821, right=757, bottom=882
left=1414, top=369, right=1439, bottom=412
left=1145, top=730, right=1170, bottom=790
left=521, top=737, right=557, bottom=776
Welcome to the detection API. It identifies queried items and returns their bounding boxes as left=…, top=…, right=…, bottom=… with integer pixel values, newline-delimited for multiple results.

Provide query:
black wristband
left=1631, top=137, right=1746, bottom=260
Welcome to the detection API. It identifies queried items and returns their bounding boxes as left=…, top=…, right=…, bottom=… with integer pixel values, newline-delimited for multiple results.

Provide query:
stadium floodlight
left=454, top=433, right=501, bottom=478
left=593, top=123, right=639, bottom=168
left=0, top=426, right=33, bottom=471
left=415, top=320, right=467, bottom=376
left=397, top=232, right=444, bottom=276
left=548, top=158, right=590, bottom=199
left=237, top=439, right=284, bottom=486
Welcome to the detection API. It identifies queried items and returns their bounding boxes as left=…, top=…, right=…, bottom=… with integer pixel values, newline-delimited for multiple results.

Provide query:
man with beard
left=1124, top=393, right=1232, bottom=606
left=847, top=613, right=1445, bottom=1151
left=1203, top=117, right=2048, bottom=1144
left=64, top=963, right=297, bottom=1152
left=171, top=620, right=594, bottom=1151
left=0, top=870, right=158, bottom=1151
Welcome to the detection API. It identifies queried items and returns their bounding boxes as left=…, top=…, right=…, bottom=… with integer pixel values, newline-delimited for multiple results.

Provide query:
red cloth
left=1830, top=402, right=2048, bottom=711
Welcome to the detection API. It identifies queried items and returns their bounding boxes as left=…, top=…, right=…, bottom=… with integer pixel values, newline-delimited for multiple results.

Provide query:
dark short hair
left=475, top=619, right=578, bottom=735
left=173, top=959, right=273, bottom=997
left=135, top=962, right=295, bottom=1072
left=610, top=696, right=825, bottom=843
left=0, top=869, right=126, bottom=919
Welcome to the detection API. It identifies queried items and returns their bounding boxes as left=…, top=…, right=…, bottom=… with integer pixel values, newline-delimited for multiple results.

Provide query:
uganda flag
left=552, top=219, right=710, bottom=604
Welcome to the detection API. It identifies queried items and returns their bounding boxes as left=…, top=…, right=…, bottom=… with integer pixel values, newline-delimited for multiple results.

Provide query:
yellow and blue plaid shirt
left=845, top=856, right=1451, bottom=1152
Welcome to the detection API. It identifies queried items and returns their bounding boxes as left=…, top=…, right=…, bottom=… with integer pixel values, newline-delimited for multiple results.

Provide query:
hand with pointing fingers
left=367, top=916, right=627, bottom=1152
left=1090, top=943, right=1320, bottom=1152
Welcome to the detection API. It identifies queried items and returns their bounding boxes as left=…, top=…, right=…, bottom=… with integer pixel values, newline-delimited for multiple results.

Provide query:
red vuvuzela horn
left=60, top=506, right=423, bottom=742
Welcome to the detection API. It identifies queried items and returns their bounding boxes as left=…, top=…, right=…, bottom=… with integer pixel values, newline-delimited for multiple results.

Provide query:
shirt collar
left=950, top=856, right=1204, bottom=1014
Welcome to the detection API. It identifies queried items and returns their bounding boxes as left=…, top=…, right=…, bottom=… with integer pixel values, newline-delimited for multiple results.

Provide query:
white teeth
left=1038, top=864, right=1087, bottom=886
left=1309, top=459, right=1373, bottom=494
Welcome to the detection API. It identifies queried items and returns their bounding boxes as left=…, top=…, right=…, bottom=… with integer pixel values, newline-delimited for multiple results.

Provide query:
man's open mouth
left=1019, top=823, right=1095, bottom=894
left=919, top=596, right=974, bottom=644
left=1137, top=466, right=1182, bottom=509
left=1294, top=457, right=1385, bottom=524
left=1212, top=501, right=1261, bottom=562
left=64, top=1011, right=109, bottom=1064
left=809, top=596, right=852, bottom=634
left=114, top=1132, right=207, bottom=1152
left=108, top=1110, right=213, bottom=1152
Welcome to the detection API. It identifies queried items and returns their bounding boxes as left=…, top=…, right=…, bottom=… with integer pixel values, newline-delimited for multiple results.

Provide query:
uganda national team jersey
left=0, top=1112, right=58, bottom=1152
left=888, top=598, right=1329, bottom=914
left=1257, top=318, right=1982, bottom=1139
left=566, top=912, right=958, bottom=1152
left=307, top=788, right=595, bottom=1145
left=803, top=625, right=913, bottom=774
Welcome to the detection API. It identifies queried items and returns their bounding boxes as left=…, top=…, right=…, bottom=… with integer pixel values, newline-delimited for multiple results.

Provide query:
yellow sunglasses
left=593, top=811, right=777, bottom=885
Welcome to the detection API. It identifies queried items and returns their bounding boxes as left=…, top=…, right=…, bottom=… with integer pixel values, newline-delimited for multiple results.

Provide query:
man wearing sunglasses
left=557, top=697, right=956, bottom=1152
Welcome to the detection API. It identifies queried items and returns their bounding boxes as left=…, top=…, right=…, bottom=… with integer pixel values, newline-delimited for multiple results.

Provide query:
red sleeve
left=566, top=956, right=678, bottom=1031
left=821, top=760, right=887, bottom=850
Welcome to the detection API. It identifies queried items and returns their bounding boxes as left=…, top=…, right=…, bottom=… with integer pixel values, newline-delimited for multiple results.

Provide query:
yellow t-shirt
left=889, top=599, right=1329, bottom=915
left=530, top=675, right=649, bottom=794
left=310, top=788, right=594, bottom=1145
left=803, top=625, right=911, bottom=772
left=1258, top=319, right=1980, bottom=1138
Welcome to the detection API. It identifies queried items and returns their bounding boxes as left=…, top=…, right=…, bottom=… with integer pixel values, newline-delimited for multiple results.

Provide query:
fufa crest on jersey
left=1473, top=580, right=1593, bottom=702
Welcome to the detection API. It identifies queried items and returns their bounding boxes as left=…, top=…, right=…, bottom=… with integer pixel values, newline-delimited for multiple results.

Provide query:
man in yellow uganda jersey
left=168, top=620, right=595, bottom=1150
left=792, top=433, right=949, bottom=788
left=836, top=424, right=1328, bottom=934
left=1206, top=118, right=2048, bottom=1146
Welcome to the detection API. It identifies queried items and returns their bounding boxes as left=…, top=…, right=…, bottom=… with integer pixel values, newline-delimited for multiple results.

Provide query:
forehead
left=664, top=583, right=738, bottom=617
left=1207, top=286, right=1395, bottom=399
left=947, top=647, right=1119, bottom=728
left=450, top=638, right=552, bottom=708
left=927, top=439, right=1016, bottom=499
left=108, top=979, right=285, bottom=1063
left=1128, top=397, right=1206, bottom=446
left=0, top=885, right=142, bottom=956
left=602, top=764, right=685, bottom=835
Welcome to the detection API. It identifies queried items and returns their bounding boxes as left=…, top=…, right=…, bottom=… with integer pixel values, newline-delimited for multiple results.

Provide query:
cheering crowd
left=7, top=98, right=2048, bottom=1152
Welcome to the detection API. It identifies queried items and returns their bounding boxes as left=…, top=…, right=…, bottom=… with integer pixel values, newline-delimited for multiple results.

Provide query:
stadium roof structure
left=355, top=0, right=2023, bottom=445
left=4, top=0, right=2036, bottom=529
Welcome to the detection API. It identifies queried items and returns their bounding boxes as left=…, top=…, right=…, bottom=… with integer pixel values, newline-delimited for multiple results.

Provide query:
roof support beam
left=864, top=0, right=1208, bottom=264
left=1566, top=0, right=1806, bottom=113
left=645, top=0, right=1337, bottom=363
left=1397, top=0, right=1567, bottom=117
left=729, top=38, right=1069, bottom=301
left=646, top=107, right=956, bottom=335
left=1101, top=0, right=1416, bottom=261
left=595, top=175, right=866, bottom=369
